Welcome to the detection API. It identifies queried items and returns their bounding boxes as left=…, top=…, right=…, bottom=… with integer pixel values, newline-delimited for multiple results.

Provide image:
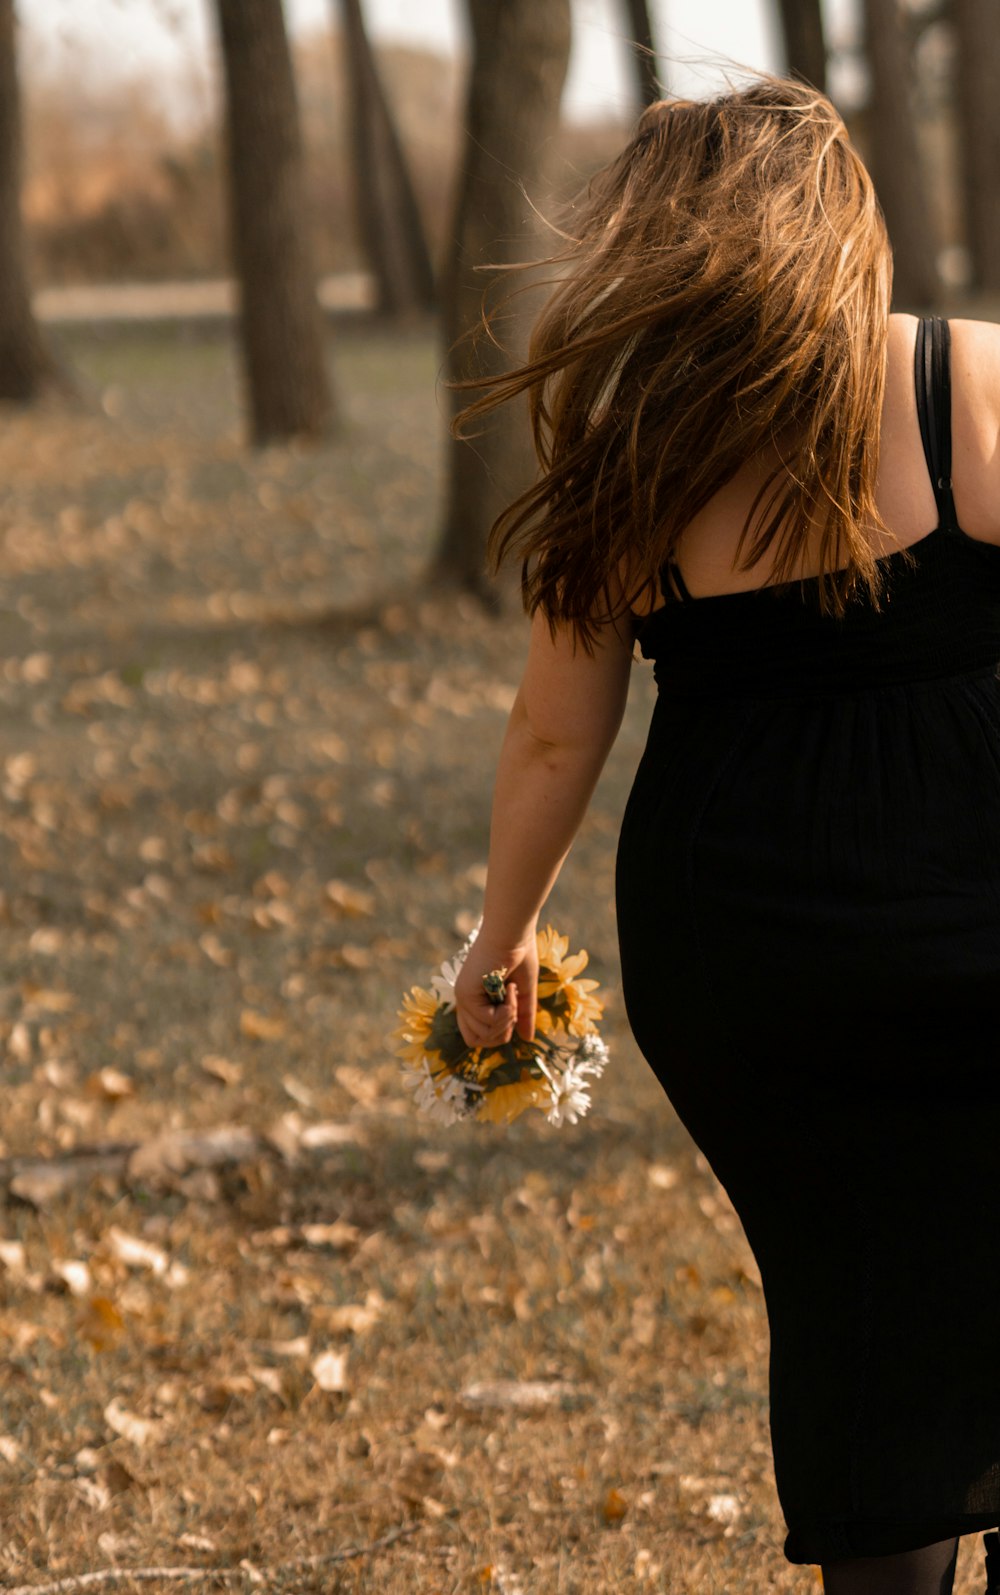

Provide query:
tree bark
left=952, top=0, right=1000, bottom=293
left=622, top=0, right=662, bottom=109
left=861, top=0, right=940, bottom=309
left=434, top=0, right=572, bottom=602
left=339, top=0, right=436, bottom=316
left=775, top=0, right=827, bottom=93
left=212, top=0, right=334, bottom=444
left=0, top=0, right=60, bottom=402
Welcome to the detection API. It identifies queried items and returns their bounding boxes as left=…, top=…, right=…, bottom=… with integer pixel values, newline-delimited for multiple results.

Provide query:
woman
left=452, top=78, right=1000, bottom=1593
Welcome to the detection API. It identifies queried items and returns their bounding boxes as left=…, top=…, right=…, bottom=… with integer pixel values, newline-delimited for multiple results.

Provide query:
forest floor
left=0, top=323, right=987, bottom=1594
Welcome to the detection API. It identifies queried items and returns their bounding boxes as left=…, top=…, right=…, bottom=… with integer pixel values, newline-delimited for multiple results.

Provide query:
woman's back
left=632, top=314, right=1000, bottom=609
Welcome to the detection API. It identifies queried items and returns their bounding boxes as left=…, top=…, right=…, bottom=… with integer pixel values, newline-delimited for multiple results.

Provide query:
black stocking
left=821, top=1536, right=960, bottom=1595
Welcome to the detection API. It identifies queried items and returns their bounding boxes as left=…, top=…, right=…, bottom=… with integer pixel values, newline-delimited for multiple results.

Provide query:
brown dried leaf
left=200, top=1054, right=243, bottom=1086
left=325, top=880, right=376, bottom=917
left=239, top=1008, right=286, bottom=1041
left=603, top=1487, right=629, bottom=1523
left=103, top=1397, right=167, bottom=1448
left=310, top=1347, right=348, bottom=1393
left=84, top=1066, right=136, bottom=1100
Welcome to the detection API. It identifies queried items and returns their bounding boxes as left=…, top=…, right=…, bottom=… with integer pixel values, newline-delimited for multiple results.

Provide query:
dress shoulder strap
left=659, top=558, right=692, bottom=603
left=914, top=316, right=959, bottom=532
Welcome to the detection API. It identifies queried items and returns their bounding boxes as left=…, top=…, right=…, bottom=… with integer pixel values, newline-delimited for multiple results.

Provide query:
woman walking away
left=451, top=77, right=1000, bottom=1593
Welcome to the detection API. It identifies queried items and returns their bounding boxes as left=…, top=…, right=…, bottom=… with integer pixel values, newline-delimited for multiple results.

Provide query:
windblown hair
left=455, top=75, right=894, bottom=644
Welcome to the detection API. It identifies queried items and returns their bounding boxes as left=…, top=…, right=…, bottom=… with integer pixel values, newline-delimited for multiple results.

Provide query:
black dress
left=615, top=317, right=1000, bottom=1565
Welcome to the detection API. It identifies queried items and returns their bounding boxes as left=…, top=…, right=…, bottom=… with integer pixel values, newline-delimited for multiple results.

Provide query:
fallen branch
left=0, top=1520, right=424, bottom=1594
left=0, top=1118, right=366, bottom=1209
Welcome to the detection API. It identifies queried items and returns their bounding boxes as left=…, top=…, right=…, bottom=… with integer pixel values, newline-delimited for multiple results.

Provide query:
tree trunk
left=212, top=0, right=334, bottom=444
left=775, top=0, right=827, bottom=92
left=434, top=0, right=572, bottom=602
left=861, top=0, right=940, bottom=309
left=953, top=0, right=1000, bottom=293
left=622, top=0, right=662, bottom=109
left=0, top=0, right=60, bottom=402
left=339, top=0, right=436, bottom=316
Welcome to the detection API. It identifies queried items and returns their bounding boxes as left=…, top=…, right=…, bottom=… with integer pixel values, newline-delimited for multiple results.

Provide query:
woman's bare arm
left=454, top=604, right=634, bottom=1050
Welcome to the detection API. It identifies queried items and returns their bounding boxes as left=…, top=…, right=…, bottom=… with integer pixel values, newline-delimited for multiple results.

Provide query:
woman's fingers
left=457, top=989, right=518, bottom=1050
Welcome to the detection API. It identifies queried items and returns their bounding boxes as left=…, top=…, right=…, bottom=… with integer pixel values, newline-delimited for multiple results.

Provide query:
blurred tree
left=213, top=0, right=334, bottom=443
left=861, top=0, right=940, bottom=307
left=953, top=0, right=1000, bottom=292
left=623, top=0, right=662, bottom=108
left=339, top=0, right=436, bottom=315
left=0, top=0, right=60, bottom=401
left=775, top=0, right=827, bottom=91
left=434, top=0, right=572, bottom=602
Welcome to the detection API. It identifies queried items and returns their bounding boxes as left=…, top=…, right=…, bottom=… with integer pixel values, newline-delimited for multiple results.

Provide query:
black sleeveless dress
left=616, top=317, right=1000, bottom=1565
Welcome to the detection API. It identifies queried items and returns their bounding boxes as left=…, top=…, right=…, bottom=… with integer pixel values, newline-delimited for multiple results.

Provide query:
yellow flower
left=475, top=1047, right=515, bottom=1082
left=533, top=1008, right=572, bottom=1047
left=536, top=926, right=604, bottom=1037
left=536, top=926, right=589, bottom=986
left=562, top=981, right=604, bottom=1037
left=393, top=985, right=437, bottom=1067
left=475, top=1069, right=552, bottom=1126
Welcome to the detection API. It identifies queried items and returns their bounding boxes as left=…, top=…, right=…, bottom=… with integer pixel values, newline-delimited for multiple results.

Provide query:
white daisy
left=575, top=1033, right=609, bottom=1077
left=401, top=1058, right=477, bottom=1125
left=429, top=920, right=482, bottom=1008
left=542, top=1057, right=595, bottom=1127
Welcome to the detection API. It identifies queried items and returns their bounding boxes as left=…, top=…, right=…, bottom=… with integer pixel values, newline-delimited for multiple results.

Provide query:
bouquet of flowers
left=394, top=922, right=608, bottom=1128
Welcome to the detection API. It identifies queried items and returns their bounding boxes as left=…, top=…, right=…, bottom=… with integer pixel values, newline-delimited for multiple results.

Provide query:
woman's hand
left=454, top=928, right=539, bottom=1051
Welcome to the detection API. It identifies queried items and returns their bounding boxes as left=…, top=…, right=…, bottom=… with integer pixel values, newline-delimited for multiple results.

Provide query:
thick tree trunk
left=622, top=0, right=662, bottom=109
left=775, top=0, right=827, bottom=93
left=340, top=0, right=436, bottom=316
left=434, top=0, right=572, bottom=602
left=0, top=0, right=60, bottom=402
left=213, top=0, right=334, bottom=444
left=953, top=0, right=1000, bottom=293
left=861, top=0, right=940, bottom=309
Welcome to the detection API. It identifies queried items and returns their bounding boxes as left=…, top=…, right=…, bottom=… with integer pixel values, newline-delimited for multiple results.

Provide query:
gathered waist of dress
left=635, top=529, right=1000, bottom=701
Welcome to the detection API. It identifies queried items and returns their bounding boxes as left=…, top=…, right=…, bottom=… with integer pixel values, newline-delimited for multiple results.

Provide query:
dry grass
left=0, top=325, right=989, bottom=1594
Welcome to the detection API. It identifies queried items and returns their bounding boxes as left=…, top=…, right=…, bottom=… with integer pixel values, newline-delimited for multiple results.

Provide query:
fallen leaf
left=603, top=1487, right=628, bottom=1523
left=106, top=1226, right=168, bottom=1277
left=84, top=1066, right=136, bottom=1100
left=51, top=1258, right=93, bottom=1296
left=311, top=1348, right=348, bottom=1393
left=707, top=1493, right=740, bottom=1523
left=299, top=1221, right=361, bottom=1250
left=325, top=880, right=376, bottom=917
left=200, top=1054, right=243, bottom=1086
left=239, top=1009, right=286, bottom=1041
left=80, top=1295, right=126, bottom=1350
left=103, top=1398, right=166, bottom=1448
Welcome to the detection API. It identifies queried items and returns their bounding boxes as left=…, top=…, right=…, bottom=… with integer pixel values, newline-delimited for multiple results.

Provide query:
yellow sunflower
left=536, top=926, right=604, bottom=1037
left=393, top=985, right=437, bottom=1067
left=475, top=1068, right=552, bottom=1126
left=533, top=1008, right=572, bottom=1048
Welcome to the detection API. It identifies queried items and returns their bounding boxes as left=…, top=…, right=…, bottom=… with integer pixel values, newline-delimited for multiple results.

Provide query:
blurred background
left=0, top=5, right=996, bottom=1593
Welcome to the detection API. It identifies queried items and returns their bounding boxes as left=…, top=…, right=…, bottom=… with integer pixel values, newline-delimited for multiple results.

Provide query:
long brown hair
left=454, top=75, right=894, bottom=644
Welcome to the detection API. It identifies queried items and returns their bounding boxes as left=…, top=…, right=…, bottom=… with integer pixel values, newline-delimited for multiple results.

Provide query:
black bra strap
left=914, top=316, right=959, bottom=532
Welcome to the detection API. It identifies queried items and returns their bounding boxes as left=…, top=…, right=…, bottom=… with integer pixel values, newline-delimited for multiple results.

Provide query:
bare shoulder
left=947, top=316, right=1000, bottom=416
left=886, top=309, right=1000, bottom=403
left=947, top=318, right=1000, bottom=542
left=881, top=313, right=1000, bottom=543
